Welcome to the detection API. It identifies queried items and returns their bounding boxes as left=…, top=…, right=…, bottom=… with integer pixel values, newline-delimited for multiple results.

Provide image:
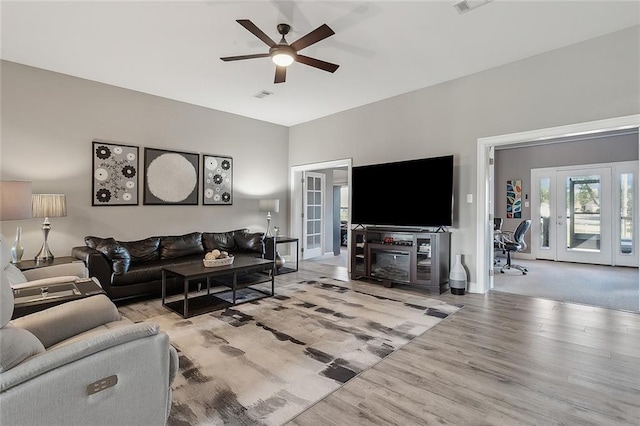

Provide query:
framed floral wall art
left=506, top=179, right=522, bottom=218
left=202, top=154, right=233, bottom=205
left=143, top=148, right=199, bottom=205
left=92, top=141, right=139, bottom=206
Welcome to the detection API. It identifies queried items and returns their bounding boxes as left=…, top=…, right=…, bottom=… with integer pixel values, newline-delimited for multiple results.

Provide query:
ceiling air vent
left=254, top=90, right=273, bottom=99
left=453, top=0, right=493, bottom=14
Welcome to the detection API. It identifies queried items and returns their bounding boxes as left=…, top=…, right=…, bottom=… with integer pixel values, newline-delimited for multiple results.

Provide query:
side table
left=15, top=256, right=79, bottom=272
left=12, top=277, right=105, bottom=319
left=266, top=236, right=299, bottom=275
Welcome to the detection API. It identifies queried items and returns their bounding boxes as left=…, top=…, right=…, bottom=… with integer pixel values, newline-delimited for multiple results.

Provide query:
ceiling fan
left=220, top=19, right=339, bottom=84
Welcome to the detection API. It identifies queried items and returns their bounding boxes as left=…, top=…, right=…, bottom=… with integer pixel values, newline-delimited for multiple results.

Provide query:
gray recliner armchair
left=0, top=235, right=178, bottom=425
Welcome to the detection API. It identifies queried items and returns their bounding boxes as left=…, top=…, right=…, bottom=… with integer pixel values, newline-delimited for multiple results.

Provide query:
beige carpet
left=119, top=277, right=462, bottom=425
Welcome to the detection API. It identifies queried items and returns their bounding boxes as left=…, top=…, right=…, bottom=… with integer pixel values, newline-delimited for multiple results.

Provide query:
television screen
left=351, top=155, right=454, bottom=228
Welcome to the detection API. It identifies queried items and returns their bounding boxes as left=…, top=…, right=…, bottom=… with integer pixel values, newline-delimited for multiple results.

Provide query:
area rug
left=119, top=278, right=463, bottom=425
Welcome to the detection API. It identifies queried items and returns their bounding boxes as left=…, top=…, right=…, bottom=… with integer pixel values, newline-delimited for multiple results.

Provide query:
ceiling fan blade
left=290, top=24, right=335, bottom=52
left=274, top=66, right=287, bottom=84
left=295, top=55, right=339, bottom=73
left=236, top=19, right=277, bottom=47
left=220, top=53, right=270, bottom=62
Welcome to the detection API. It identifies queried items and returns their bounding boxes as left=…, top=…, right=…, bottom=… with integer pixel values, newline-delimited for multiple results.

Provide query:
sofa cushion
left=84, top=236, right=103, bottom=249
left=119, top=237, right=161, bottom=264
left=234, top=231, right=264, bottom=254
left=95, top=238, right=131, bottom=275
left=159, top=233, right=203, bottom=260
left=202, top=230, right=240, bottom=252
left=111, top=255, right=204, bottom=287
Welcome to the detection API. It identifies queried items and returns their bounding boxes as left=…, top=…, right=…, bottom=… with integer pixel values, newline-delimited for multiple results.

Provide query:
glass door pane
left=566, top=175, right=601, bottom=251
left=619, top=172, right=633, bottom=255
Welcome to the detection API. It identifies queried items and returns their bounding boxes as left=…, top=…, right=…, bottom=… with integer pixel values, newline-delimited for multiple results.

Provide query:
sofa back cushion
left=234, top=231, right=264, bottom=254
left=119, top=237, right=161, bottom=264
left=160, top=232, right=203, bottom=260
left=202, top=230, right=238, bottom=252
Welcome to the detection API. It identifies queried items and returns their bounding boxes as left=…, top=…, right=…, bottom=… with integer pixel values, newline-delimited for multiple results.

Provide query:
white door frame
left=476, top=114, right=640, bottom=296
left=290, top=159, right=352, bottom=265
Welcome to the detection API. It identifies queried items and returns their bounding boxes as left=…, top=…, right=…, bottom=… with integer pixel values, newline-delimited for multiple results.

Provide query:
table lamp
left=32, top=193, right=67, bottom=262
left=0, top=181, right=33, bottom=263
left=259, top=199, right=280, bottom=238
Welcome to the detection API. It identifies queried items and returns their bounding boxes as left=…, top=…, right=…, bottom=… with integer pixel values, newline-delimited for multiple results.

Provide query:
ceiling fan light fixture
left=271, top=52, right=294, bottom=67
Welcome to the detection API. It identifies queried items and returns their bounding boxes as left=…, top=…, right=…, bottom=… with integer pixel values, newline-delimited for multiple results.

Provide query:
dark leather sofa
left=71, top=229, right=265, bottom=301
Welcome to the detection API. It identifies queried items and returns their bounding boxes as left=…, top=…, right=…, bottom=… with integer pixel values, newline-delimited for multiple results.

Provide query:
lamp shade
left=259, top=199, right=280, bottom=213
left=0, top=181, right=33, bottom=220
left=32, top=194, right=67, bottom=218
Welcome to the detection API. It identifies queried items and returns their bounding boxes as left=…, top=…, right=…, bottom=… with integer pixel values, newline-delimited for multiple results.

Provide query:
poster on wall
left=92, top=141, right=139, bottom=206
left=506, top=179, right=522, bottom=218
left=143, top=148, right=199, bottom=205
left=202, top=154, right=233, bottom=205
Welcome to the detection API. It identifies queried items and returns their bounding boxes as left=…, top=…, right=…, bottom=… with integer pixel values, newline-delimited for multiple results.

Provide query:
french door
left=532, top=161, right=638, bottom=266
left=302, top=172, right=324, bottom=259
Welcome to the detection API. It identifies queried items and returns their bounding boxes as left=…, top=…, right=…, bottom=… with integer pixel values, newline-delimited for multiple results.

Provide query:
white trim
left=290, top=158, right=353, bottom=267
left=476, top=114, right=640, bottom=294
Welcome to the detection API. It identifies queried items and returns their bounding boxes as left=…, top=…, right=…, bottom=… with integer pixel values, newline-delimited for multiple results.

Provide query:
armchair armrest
left=1, top=323, right=176, bottom=426
left=22, top=262, right=88, bottom=281
left=11, top=295, right=121, bottom=348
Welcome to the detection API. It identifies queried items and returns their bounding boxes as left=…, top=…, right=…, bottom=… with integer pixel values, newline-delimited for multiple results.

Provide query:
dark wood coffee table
left=12, top=278, right=105, bottom=319
left=161, top=257, right=275, bottom=318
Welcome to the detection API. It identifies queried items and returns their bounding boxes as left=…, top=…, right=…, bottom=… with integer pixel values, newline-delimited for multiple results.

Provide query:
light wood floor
left=287, top=262, right=640, bottom=426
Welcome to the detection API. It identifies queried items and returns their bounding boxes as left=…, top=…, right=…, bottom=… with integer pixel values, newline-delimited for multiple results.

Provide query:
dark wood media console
left=350, top=228, right=450, bottom=294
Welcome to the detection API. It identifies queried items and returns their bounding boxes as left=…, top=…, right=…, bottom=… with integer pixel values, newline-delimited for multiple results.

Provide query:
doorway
left=290, top=159, right=352, bottom=266
left=476, top=114, right=640, bottom=304
left=531, top=161, right=638, bottom=267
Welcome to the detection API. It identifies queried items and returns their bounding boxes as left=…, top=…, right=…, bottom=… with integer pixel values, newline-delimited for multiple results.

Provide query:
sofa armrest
left=11, top=295, right=121, bottom=348
left=72, top=246, right=113, bottom=292
left=22, top=262, right=88, bottom=281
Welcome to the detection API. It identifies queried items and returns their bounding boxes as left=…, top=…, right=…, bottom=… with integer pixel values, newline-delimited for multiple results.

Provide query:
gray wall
left=0, top=61, right=290, bottom=257
left=289, top=26, right=640, bottom=285
left=495, top=131, right=639, bottom=252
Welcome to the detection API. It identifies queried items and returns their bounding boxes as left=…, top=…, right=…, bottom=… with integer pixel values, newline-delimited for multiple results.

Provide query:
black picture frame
left=202, top=154, right=233, bottom=205
left=92, top=141, right=139, bottom=206
left=143, top=147, right=199, bottom=205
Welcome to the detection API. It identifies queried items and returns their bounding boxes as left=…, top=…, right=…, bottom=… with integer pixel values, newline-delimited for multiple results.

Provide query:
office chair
left=497, top=219, right=532, bottom=275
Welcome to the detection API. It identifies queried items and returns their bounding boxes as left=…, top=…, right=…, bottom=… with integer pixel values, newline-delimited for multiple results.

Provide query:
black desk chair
left=497, top=219, right=532, bottom=275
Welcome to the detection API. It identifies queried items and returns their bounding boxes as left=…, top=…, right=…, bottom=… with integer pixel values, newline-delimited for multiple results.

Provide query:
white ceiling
left=2, top=1, right=638, bottom=127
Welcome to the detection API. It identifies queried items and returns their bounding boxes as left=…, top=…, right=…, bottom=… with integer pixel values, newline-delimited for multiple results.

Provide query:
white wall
left=288, top=26, right=640, bottom=284
left=1, top=61, right=290, bottom=258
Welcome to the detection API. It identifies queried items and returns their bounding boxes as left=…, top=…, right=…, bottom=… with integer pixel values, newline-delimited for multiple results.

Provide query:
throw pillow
left=95, top=238, right=131, bottom=275
left=234, top=231, right=265, bottom=254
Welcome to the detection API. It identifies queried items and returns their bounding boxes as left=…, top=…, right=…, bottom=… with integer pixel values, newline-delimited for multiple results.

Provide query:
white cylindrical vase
left=449, top=254, right=467, bottom=295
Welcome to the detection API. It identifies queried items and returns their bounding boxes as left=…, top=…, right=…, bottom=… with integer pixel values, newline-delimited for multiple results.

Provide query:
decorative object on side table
left=202, top=154, right=233, bottom=205
left=449, top=253, right=467, bottom=295
left=259, top=198, right=279, bottom=237
left=0, top=180, right=32, bottom=263
left=32, top=193, right=67, bottom=262
left=144, top=147, right=199, bottom=205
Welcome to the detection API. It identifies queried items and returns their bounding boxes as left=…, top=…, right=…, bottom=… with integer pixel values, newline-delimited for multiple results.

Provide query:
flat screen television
left=351, top=155, right=454, bottom=228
